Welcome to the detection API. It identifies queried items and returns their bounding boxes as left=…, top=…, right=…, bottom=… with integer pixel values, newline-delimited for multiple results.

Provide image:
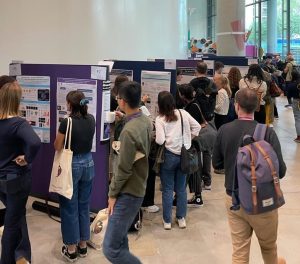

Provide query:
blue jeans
left=59, top=152, right=94, bottom=245
left=103, top=193, right=143, bottom=264
left=160, top=150, right=187, bottom=223
left=0, top=172, right=31, bottom=264
left=292, top=98, right=300, bottom=136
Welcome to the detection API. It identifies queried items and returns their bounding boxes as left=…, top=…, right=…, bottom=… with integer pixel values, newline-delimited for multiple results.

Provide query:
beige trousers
left=226, top=196, right=278, bottom=264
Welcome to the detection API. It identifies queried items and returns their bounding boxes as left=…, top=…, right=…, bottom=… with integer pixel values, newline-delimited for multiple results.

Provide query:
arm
left=54, top=118, right=67, bottom=151
left=268, top=129, right=287, bottom=179
left=283, top=63, right=290, bottom=74
left=108, top=130, right=137, bottom=198
left=155, top=118, right=165, bottom=145
left=212, top=129, right=224, bottom=170
left=186, top=111, right=201, bottom=137
left=215, top=91, right=226, bottom=112
left=16, top=121, right=41, bottom=164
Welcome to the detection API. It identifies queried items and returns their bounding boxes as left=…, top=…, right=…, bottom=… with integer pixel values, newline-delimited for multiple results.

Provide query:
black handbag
left=178, top=110, right=198, bottom=174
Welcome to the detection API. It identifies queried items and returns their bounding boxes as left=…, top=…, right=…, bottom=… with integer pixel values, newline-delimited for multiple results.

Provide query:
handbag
left=178, top=110, right=198, bottom=174
left=269, top=80, right=282, bottom=97
left=49, top=117, right=73, bottom=199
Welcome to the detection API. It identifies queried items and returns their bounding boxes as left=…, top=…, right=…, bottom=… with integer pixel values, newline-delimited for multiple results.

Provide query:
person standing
left=155, top=91, right=201, bottom=229
left=283, top=52, right=297, bottom=107
left=0, top=81, right=41, bottom=264
left=239, top=64, right=267, bottom=124
left=212, top=88, right=286, bottom=264
left=214, top=76, right=231, bottom=130
left=190, top=61, right=218, bottom=185
left=54, top=91, right=95, bottom=262
left=103, top=81, right=152, bottom=264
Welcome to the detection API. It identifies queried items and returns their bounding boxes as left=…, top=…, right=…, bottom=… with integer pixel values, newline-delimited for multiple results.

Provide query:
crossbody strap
left=63, top=117, right=72, bottom=150
left=192, top=102, right=206, bottom=124
left=178, top=110, right=184, bottom=147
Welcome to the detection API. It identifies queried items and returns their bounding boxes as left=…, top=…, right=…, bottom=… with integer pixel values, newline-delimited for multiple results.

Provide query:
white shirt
left=239, top=77, right=267, bottom=105
left=155, top=109, right=201, bottom=155
left=214, top=88, right=229, bottom=115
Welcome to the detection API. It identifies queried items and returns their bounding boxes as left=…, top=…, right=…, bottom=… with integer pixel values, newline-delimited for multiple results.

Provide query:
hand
left=107, top=197, right=117, bottom=216
left=201, top=122, right=207, bottom=128
left=115, top=111, right=124, bottom=121
left=141, top=94, right=149, bottom=104
left=13, top=155, right=28, bottom=166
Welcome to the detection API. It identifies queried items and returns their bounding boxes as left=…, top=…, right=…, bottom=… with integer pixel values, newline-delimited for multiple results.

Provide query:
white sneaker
left=144, top=205, right=160, bottom=213
left=176, top=217, right=186, bottom=229
left=163, top=220, right=171, bottom=230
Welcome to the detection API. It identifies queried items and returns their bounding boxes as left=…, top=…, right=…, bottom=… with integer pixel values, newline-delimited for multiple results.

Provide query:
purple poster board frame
left=20, top=64, right=109, bottom=210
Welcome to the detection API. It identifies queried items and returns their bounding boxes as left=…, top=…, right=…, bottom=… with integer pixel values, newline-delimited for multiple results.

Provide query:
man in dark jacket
left=189, top=61, right=218, bottom=189
left=212, top=88, right=286, bottom=264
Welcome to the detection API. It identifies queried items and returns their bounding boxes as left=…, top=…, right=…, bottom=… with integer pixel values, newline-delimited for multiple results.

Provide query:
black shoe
left=61, top=245, right=78, bottom=262
left=77, top=245, right=88, bottom=258
left=187, top=195, right=203, bottom=207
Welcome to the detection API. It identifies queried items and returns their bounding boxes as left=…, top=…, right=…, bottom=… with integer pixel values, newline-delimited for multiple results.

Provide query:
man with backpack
left=190, top=61, right=218, bottom=186
left=212, top=88, right=286, bottom=264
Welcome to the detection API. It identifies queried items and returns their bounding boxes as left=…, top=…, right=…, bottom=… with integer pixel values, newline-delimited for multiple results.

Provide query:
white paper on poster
left=248, top=58, right=258, bottom=65
left=91, top=66, right=107, bottom=80
left=100, top=82, right=111, bottom=141
left=9, top=63, right=21, bottom=76
left=203, top=60, right=215, bottom=70
left=141, top=71, right=171, bottom=118
left=164, top=59, right=176, bottom=70
left=57, top=78, right=98, bottom=152
left=110, top=69, right=133, bottom=85
left=98, top=61, right=114, bottom=73
left=17, top=76, right=51, bottom=143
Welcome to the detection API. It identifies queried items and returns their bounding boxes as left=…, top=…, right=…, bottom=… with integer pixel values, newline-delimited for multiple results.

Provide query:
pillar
left=267, top=0, right=278, bottom=54
left=216, top=0, right=245, bottom=56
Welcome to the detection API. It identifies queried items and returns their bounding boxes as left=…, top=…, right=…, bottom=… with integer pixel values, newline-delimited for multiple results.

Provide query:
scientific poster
left=17, top=76, right=51, bottom=143
left=100, top=81, right=111, bottom=141
left=177, top=67, right=196, bottom=84
left=57, top=78, right=97, bottom=152
left=109, top=69, right=133, bottom=84
left=141, top=71, right=171, bottom=117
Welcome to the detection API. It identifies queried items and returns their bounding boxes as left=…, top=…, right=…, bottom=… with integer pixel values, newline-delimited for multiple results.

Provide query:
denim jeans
left=103, top=193, right=143, bottom=264
left=59, top=152, right=94, bottom=245
left=292, top=98, right=300, bottom=136
left=0, top=172, right=31, bottom=264
left=160, top=150, right=187, bottom=223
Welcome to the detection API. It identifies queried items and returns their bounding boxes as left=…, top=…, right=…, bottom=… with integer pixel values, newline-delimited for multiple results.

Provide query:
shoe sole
left=78, top=253, right=87, bottom=258
left=187, top=204, right=203, bottom=208
left=61, top=251, right=78, bottom=263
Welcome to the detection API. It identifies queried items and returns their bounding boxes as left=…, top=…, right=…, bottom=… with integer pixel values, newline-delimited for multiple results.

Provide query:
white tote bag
left=49, top=118, right=73, bottom=199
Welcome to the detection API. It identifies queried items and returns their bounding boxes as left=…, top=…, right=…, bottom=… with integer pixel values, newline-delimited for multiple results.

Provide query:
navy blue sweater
left=0, top=117, right=41, bottom=175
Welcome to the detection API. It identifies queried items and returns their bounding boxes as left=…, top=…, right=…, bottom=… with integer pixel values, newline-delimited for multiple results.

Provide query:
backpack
left=234, top=124, right=285, bottom=215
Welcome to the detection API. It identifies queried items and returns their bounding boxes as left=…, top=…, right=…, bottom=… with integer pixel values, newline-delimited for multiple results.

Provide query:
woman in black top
left=0, top=80, right=41, bottom=264
left=54, top=91, right=95, bottom=262
left=286, top=70, right=300, bottom=142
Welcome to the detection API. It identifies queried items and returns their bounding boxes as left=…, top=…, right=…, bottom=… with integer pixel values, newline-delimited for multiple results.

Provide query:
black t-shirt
left=59, top=114, right=95, bottom=155
left=0, top=117, right=41, bottom=175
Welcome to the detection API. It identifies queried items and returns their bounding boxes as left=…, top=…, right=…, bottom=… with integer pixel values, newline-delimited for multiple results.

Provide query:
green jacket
left=109, top=113, right=152, bottom=198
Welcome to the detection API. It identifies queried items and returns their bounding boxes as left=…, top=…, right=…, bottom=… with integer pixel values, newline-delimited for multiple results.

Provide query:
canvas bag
left=178, top=110, right=198, bottom=174
left=49, top=118, right=73, bottom=199
left=235, top=124, right=285, bottom=214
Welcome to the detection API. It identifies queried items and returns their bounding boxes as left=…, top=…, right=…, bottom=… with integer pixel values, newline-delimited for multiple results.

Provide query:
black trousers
left=142, top=158, right=156, bottom=207
left=214, top=113, right=228, bottom=130
left=254, top=105, right=266, bottom=124
left=0, top=172, right=31, bottom=264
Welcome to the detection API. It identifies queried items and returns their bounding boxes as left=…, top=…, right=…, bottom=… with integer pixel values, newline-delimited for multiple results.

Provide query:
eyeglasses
left=115, top=96, right=122, bottom=100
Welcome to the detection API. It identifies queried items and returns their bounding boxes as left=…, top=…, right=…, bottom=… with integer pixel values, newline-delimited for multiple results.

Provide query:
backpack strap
left=244, top=145, right=258, bottom=214
left=253, top=124, right=267, bottom=141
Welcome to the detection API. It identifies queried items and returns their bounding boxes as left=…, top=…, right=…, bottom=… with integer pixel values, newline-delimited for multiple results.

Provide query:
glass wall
left=290, top=0, right=300, bottom=63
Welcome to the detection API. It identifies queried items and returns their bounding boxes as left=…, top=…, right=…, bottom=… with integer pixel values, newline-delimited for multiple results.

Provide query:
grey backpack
left=234, top=124, right=285, bottom=214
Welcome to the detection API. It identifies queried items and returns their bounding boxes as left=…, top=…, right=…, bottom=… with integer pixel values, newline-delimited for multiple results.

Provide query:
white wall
left=188, top=0, right=207, bottom=39
left=0, top=0, right=188, bottom=75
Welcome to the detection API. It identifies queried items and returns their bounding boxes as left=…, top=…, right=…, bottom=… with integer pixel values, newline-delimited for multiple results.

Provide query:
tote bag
left=49, top=117, right=73, bottom=199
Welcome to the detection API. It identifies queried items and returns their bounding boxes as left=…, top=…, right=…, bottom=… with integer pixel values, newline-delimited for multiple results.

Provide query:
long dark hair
left=66, top=91, right=88, bottom=117
left=228, top=67, right=242, bottom=89
left=158, top=91, right=178, bottom=122
left=244, top=64, right=265, bottom=83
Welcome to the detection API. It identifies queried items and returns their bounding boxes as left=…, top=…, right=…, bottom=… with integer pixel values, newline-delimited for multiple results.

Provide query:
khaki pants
left=226, top=196, right=278, bottom=264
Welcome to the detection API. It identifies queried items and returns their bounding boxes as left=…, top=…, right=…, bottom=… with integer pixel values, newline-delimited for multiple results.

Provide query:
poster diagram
left=17, top=76, right=51, bottom=143
left=57, top=78, right=97, bottom=152
left=109, top=69, right=133, bottom=84
left=100, top=81, right=111, bottom=142
left=141, top=71, right=171, bottom=118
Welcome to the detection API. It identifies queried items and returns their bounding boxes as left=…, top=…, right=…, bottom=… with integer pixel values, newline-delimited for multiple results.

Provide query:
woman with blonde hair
left=214, top=76, right=231, bottom=129
left=0, top=80, right=41, bottom=264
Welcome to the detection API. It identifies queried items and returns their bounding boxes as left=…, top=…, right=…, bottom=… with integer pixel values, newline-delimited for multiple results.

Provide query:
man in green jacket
left=103, top=81, right=152, bottom=264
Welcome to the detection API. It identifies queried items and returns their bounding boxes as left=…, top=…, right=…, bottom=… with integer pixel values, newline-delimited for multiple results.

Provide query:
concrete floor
left=19, top=97, right=300, bottom=263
